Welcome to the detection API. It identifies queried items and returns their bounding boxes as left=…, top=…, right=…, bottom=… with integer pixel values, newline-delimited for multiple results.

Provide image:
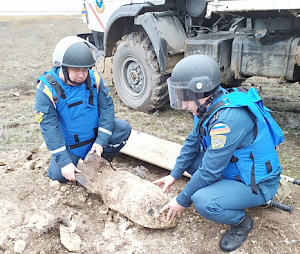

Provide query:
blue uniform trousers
left=186, top=153, right=281, bottom=225
left=48, top=118, right=131, bottom=183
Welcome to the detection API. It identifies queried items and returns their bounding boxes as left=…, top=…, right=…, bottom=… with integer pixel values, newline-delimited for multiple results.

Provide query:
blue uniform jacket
left=34, top=67, right=115, bottom=168
left=171, top=87, right=284, bottom=207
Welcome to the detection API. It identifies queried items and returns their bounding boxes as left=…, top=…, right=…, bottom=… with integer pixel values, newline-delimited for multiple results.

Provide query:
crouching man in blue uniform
left=35, top=36, right=131, bottom=183
left=153, top=55, right=284, bottom=252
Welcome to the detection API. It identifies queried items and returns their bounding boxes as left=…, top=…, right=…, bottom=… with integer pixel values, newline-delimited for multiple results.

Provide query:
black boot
left=219, top=213, right=254, bottom=252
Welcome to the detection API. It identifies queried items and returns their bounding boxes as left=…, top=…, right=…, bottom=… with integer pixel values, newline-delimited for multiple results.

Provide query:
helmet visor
left=167, top=78, right=205, bottom=110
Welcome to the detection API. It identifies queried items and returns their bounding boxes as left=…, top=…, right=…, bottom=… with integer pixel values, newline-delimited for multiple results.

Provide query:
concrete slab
left=120, top=130, right=192, bottom=178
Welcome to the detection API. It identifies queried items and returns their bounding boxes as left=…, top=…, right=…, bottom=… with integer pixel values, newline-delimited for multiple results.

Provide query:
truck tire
left=112, top=32, right=169, bottom=112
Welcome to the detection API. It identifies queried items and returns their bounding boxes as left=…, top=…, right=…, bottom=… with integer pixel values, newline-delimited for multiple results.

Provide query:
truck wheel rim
left=120, top=56, right=146, bottom=98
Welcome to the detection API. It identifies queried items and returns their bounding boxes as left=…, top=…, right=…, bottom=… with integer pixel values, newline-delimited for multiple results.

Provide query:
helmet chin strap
left=196, top=97, right=213, bottom=117
left=62, top=66, right=84, bottom=86
left=196, top=88, right=222, bottom=117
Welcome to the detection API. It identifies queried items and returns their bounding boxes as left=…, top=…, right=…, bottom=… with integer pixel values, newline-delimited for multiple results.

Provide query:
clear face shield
left=167, top=76, right=214, bottom=110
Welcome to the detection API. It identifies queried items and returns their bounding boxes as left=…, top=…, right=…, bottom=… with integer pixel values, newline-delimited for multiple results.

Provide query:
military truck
left=79, top=0, right=300, bottom=112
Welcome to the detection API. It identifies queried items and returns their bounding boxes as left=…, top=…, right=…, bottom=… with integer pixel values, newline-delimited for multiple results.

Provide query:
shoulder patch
left=35, top=111, right=44, bottom=124
left=210, top=123, right=231, bottom=136
left=211, top=135, right=226, bottom=149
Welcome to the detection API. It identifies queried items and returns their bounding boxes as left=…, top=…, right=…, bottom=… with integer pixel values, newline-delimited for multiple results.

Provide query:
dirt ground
left=1, top=15, right=300, bottom=254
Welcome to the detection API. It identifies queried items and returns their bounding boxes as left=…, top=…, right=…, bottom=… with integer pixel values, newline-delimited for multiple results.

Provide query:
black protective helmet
left=53, top=36, right=96, bottom=68
left=168, top=54, right=221, bottom=109
left=52, top=36, right=101, bottom=86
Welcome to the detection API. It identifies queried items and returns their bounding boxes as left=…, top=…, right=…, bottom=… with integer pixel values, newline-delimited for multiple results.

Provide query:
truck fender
left=104, top=3, right=150, bottom=57
left=134, top=12, right=187, bottom=73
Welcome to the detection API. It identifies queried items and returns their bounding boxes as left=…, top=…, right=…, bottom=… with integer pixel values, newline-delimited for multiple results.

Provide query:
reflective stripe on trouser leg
left=102, top=118, right=131, bottom=157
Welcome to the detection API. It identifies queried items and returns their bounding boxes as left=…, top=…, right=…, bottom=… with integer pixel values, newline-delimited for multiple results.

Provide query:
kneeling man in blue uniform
left=153, top=55, right=284, bottom=252
left=35, top=36, right=131, bottom=183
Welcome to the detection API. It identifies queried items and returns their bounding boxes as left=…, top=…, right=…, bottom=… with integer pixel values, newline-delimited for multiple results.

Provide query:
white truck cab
left=82, top=0, right=166, bottom=32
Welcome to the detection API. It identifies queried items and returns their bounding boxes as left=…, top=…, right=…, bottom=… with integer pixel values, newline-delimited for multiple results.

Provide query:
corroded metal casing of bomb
left=76, top=155, right=177, bottom=229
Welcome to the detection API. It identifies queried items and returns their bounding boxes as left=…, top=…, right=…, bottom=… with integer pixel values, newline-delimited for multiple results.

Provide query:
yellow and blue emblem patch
left=211, top=135, right=226, bottom=149
left=35, top=111, right=44, bottom=124
left=210, top=123, right=231, bottom=135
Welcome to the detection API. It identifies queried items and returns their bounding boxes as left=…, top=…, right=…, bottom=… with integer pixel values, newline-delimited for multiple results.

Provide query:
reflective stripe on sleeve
left=98, top=127, right=112, bottom=136
left=49, top=146, right=66, bottom=154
